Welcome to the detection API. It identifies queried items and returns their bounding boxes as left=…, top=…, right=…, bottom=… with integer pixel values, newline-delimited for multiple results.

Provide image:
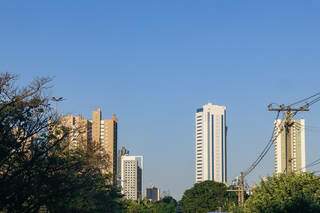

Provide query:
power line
left=299, top=157, right=320, bottom=171
left=243, top=92, right=320, bottom=177
left=289, top=92, right=320, bottom=107
left=266, top=92, right=320, bottom=175
left=243, top=111, right=282, bottom=176
left=308, top=96, right=320, bottom=107
left=234, top=92, right=320, bottom=204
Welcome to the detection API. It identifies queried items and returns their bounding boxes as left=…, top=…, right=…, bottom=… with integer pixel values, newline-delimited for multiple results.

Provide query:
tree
left=0, top=73, right=62, bottom=212
left=0, top=73, right=122, bottom=212
left=153, top=196, right=177, bottom=213
left=244, top=173, right=320, bottom=213
left=44, top=147, right=122, bottom=213
left=180, top=180, right=237, bottom=213
left=122, top=196, right=178, bottom=213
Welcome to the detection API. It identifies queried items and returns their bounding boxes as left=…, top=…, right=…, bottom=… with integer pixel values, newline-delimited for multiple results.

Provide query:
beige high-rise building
left=60, top=115, right=91, bottom=151
left=61, top=108, right=118, bottom=183
left=91, top=108, right=118, bottom=183
left=92, top=108, right=102, bottom=147
left=274, top=119, right=306, bottom=174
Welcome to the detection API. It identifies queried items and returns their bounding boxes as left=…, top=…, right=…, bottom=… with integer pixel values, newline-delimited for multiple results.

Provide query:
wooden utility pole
left=230, top=98, right=316, bottom=208
left=268, top=104, right=309, bottom=174
left=239, top=172, right=245, bottom=206
left=227, top=172, right=245, bottom=207
left=284, top=111, right=294, bottom=174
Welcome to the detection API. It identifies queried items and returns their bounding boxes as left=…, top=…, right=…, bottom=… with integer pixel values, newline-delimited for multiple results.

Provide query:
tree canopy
left=122, top=196, right=178, bottom=213
left=244, top=173, right=320, bottom=213
left=0, top=73, right=122, bottom=212
left=180, top=180, right=237, bottom=213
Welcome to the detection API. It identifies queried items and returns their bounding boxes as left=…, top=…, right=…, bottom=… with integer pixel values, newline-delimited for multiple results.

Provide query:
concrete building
left=146, top=186, right=160, bottom=202
left=274, top=119, right=306, bottom=174
left=60, top=115, right=92, bottom=151
left=195, top=103, right=227, bottom=183
left=92, top=108, right=118, bottom=183
left=121, top=155, right=143, bottom=200
left=61, top=108, right=118, bottom=183
left=117, top=146, right=130, bottom=186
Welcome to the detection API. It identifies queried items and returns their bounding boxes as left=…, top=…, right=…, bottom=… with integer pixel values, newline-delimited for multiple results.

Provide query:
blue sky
left=1, top=0, right=320, bottom=199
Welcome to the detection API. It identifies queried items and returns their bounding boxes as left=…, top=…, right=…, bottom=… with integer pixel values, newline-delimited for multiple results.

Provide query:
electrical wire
left=243, top=111, right=282, bottom=176
left=241, top=92, right=320, bottom=178
left=289, top=92, right=320, bottom=107
left=308, top=96, right=320, bottom=107
left=299, top=157, right=320, bottom=172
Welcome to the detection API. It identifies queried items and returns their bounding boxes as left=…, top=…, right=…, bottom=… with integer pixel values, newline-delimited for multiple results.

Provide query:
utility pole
left=228, top=172, right=245, bottom=207
left=284, top=111, right=294, bottom=174
left=239, top=172, right=245, bottom=206
left=230, top=96, right=317, bottom=207
left=268, top=104, right=309, bottom=174
left=231, top=94, right=320, bottom=209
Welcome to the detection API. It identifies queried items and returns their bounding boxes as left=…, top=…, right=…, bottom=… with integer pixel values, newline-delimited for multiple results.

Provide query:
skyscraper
left=60, top=115, right=91, bottom=151
left=117, top=146, right=130, bottom=186
left=121, top=155, right=143, bottom=200
left=61, top=108, right=118, bottom=184
left=91, top=108, right=118, bottom=183
left=274, top=119, right=306, bottom=174
left=195, top=103, right=227, bottom=183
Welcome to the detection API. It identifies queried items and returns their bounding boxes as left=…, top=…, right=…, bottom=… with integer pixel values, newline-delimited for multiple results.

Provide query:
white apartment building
left=121, top=155, right=143, bottom=200
left=274, top=119, right=306, bottom=174
left=195, top=103, right=227, bottom=183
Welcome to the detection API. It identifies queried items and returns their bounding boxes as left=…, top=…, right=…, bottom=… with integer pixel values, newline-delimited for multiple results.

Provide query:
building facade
left=92, top=108, right=118, bottom=183
left=146, top=186, right=160, bottom=202
left=117, top=146, right=130, bottom=186
left=121, top=155, right=143, bottom=200
left=195, top=103, right=227, bottom=183
left=60, top=115, right=92, bottom=151
left=274, top=119, right=306, bottom=174
left=61, top=108, right=118, bottom=183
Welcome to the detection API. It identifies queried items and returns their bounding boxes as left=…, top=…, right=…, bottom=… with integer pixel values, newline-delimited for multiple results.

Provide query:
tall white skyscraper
left=274, top=119, right=306, bottom=174
left=117, top=147, right=130, bottom=186
left=121, top=155, right=143, bottom=200
left=195, top=103, right=227, bottom=183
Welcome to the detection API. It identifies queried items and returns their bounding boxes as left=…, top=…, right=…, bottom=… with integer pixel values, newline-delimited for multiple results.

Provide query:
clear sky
left=1, top=0, right=320, bottom=199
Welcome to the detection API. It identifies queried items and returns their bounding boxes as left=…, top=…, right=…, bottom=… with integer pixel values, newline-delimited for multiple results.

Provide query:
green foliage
left=154, top=196, right=177, bottom=213
left=0, top=73, right=122, bottom=212
left=122, top=196, right=178, bottom=213
left=180, top=180, right=237, bottom=213
left=44, top=149, right=122, bottom=213
left=244, top=173, right=320, bottom=213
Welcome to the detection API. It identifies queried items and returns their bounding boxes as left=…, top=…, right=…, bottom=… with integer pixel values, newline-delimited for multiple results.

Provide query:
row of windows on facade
left=124, top=170, right=136, bottom=173
left=123, top=181, right=136, bottom=185
left=124, top=174, right=136, bottom=177
left=124, top=190, right=136, bottom=193
left=123, top=184, right=137, bottom=186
